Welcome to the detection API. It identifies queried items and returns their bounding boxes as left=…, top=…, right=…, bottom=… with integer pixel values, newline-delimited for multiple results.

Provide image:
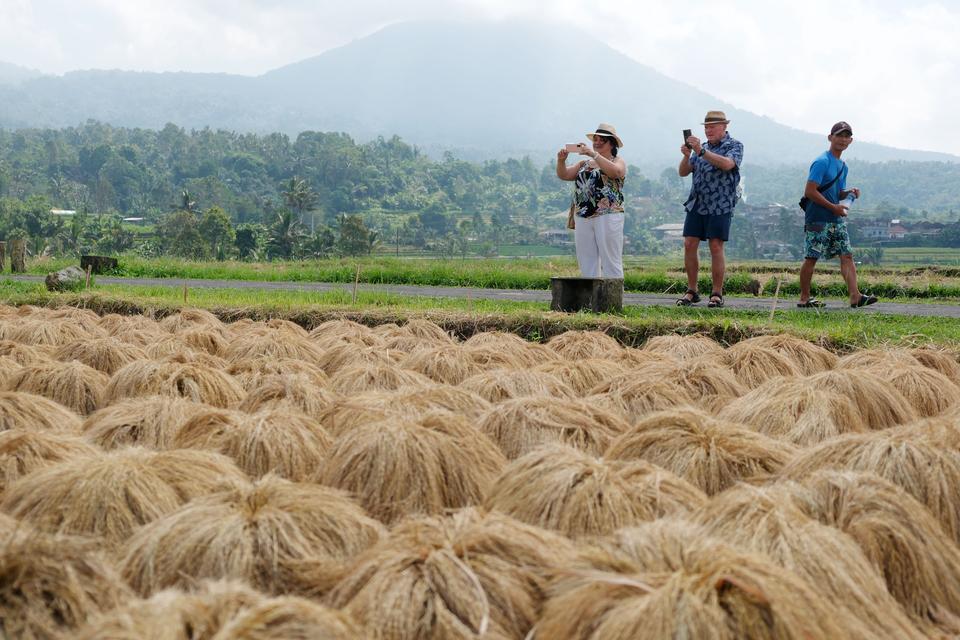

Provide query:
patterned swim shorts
left=804, top=220, right=852, bottom=260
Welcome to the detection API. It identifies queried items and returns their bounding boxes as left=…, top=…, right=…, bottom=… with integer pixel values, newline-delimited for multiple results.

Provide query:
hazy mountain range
left=0, top=21, right=954, bottom=166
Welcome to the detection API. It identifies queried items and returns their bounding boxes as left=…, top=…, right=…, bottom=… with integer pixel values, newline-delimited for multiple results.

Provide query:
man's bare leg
left=840, top=254, right=861, bottom=304
left=682, top=236, right=700, bottom=301
left=708, top=238, right=725, bottom=296
left=799, top=258, right=817, bottom=303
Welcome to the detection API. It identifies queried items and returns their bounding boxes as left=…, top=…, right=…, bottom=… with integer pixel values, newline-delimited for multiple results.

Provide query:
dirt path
left=9, top=275, right=960, bottom=318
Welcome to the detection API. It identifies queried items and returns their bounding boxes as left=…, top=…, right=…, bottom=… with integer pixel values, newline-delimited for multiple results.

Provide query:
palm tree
left=281, top=177, right=319, bottom=232
left=266, top=209, right=305, bottom=259
left=171, top=189, right=197, bottom=213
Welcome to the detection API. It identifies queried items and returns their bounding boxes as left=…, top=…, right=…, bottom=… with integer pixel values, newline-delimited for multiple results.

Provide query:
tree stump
left=80, top=255, right=119, bottom=274
left=0, top=241, right=5, bottom=272
left=550, top=277, right=623, bottom=313
left=9, top=239, right=26, bottom=273
left=45, top=266, right=86, bottom=292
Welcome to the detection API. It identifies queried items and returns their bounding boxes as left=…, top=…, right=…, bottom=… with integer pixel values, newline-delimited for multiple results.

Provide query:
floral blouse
left=573, top=162, right=625, bottom=218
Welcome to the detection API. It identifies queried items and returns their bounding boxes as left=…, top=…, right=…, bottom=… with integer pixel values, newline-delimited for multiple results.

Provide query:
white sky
left=0, top=0, right=953, bottom=154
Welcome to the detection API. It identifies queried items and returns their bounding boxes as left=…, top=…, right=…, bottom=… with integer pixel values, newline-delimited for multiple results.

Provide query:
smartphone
left=564, top=143, right=584, bottom=153
left=683, top=129, right=692, bottom=149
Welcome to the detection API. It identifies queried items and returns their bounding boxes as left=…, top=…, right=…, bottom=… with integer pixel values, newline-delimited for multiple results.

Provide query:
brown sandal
left=676, top=289, right=701, bottom=306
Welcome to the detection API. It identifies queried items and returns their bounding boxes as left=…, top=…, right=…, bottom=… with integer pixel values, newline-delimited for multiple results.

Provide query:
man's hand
left=687, top=135, right=703, bottom=155
left=832, top=203, right=848, bottom=217
left=849, top=187, right=861, bottom=198
left=680, top=144, right=691, bottom=158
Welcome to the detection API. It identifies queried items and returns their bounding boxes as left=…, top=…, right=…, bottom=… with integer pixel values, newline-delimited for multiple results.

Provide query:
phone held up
left=564, top=143, right=584, bottom=154
left=683, top=129, right=692, bottom=149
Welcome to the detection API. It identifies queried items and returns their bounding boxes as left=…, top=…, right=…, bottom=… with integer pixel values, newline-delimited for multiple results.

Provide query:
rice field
left=2, top=302, right=960, bottom=638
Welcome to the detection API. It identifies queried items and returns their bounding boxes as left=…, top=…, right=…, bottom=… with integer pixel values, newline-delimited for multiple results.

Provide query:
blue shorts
left=683, top=212, right=732, bottom=241
left=804, top=221, right=852, bottom=260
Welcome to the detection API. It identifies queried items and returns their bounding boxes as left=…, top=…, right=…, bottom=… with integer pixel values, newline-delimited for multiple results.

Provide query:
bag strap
left=817, top=161, right=846, bottom=193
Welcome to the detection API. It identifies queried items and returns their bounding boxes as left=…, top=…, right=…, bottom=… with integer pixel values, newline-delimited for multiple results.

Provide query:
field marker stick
left=183, top=284, right=188, bottom=304
left=352, top=265, right=360, bottom=304
left=85, top=265, right=91, bottom=290
left=768, top=276, right=782, bottom=323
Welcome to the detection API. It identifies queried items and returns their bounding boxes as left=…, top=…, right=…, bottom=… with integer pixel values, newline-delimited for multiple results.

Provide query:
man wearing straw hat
left=676, top=110, right=743, bottom=308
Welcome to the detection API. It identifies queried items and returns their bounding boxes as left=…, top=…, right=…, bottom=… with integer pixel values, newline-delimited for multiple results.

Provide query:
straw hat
left=586, top=123, right=624, bottom=148
left=701, top=110, right=730, bottom=125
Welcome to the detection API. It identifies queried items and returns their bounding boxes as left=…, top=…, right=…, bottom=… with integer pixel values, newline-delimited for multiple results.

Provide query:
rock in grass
left=44, top=266, right=87, bottom=292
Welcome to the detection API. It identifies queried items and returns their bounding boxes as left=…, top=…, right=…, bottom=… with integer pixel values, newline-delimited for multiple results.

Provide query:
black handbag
left=799, top=162, right=846, bottom=211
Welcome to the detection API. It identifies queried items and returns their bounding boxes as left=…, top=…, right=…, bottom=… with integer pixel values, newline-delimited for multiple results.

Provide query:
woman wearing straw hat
left=556, top=123, right=627, bottom=278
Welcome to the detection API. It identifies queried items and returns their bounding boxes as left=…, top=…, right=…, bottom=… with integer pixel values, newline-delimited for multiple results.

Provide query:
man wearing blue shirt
left=677, top=110, right=744, bottom=308
left=797, top=121, right=877, bottom=308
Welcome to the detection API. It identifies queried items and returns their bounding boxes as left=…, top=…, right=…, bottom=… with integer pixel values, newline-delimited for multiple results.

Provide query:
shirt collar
left=707, top=132, right=730, bottom=150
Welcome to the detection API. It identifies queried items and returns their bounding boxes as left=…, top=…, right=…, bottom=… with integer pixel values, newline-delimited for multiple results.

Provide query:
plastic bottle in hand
left=839, top=192, right=857, bottom=211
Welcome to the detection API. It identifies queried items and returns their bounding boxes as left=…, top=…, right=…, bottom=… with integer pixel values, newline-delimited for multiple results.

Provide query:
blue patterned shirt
left=684, top=133, right=744, bottom=216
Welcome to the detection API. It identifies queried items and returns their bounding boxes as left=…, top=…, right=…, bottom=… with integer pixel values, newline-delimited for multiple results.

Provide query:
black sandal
left=707, top=292, right=724, bottom=308
left=851, top=293, right=878, bottom=308
left=676, top=289, right=701, bottom=306
left=797, top=298, right=826, bottom=308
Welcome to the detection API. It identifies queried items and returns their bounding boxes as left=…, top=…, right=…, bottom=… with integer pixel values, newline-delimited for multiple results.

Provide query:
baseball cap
left=830, top=121, right=853, bottom=136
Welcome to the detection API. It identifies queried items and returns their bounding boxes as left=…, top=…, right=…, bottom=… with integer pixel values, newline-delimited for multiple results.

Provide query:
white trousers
left=575, top=213, right=624, bottom=278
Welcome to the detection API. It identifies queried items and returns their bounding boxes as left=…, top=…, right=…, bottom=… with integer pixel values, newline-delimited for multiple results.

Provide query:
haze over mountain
left=0, top=20, right=953, bottom=166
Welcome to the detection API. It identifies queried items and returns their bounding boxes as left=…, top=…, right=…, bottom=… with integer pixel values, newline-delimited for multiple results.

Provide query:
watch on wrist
left=698, top=147, right=706, bottom=157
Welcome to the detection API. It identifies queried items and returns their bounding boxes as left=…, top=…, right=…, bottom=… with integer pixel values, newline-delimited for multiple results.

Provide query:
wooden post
left=768, top=276, right=783, bottom=323
left=352, top=265, right=361, bottom=304
left=85, top=265, right=92, bottom=290
left=183, top=284, right=188, bottom=304
left=0, top=241, right=5, bottom=272
left=9, top=238, right=26, bottom=273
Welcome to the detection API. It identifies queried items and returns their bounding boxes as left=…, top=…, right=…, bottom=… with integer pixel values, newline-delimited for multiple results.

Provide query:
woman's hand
left=574, top=143, right=594, bottom=157
left=557, top=147, right=569, bottom=161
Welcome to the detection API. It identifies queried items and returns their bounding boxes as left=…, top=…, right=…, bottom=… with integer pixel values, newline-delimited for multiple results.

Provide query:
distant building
left=651, top=223, right=685, bottom=244
left=539, top=229, right=573, bottom=246
left=50, top=209, right=76, bottom=216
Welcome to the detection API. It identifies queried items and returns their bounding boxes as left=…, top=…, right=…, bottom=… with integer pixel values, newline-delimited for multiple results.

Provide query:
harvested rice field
left=2, top=302, right=960, bottom=638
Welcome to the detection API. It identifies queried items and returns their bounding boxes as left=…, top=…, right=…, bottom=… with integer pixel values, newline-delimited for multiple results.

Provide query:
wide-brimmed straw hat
left=586, top=123, right=624, bottom=148
left=701, top=110, right=730, bottom=125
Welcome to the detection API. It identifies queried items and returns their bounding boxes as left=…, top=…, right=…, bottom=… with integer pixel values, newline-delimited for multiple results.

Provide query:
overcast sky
left=0, top=0, right=953, bottom=154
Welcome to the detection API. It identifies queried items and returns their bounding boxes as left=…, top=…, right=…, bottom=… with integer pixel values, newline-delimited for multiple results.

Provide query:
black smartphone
left=683, top=129, right=692, bottom=149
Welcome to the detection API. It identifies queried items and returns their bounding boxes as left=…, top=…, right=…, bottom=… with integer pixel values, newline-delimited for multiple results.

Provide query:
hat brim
left=586, top=132, right=624, bottom=148
left=831, top=129, right=853, bottom=136
left=701, top=120, right=730, bottom=125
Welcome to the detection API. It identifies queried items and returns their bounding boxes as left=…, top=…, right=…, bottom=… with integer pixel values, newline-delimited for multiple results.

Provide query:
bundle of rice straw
left=74, top=580, right=362, bottom=640
left=890, top=414, right=960, bottom=452
left=0, top=339, right=50, bottom=366
left=2, top=447, right=246, bottom=544
left=632, top=359, right=745, bottom=408
left=400, top=318, right=453, bottom=341
left=797, top=470, right=960, bottom=632
left=3, top=318, right=106, bottom=346
left=835, top=347, right=922, bottom=371
left=104, top=360, right=245, bottom=408
left=692, top=482, right=925, bottom=640
left=0, top=356, right=19, bottom=388
left=399, top=344, right=481, bottom=385
left=52, top=337, right=148, bottom=375
left=463, top=330, right=531, bottom=349
left=532, top=523, right=860, bottom=639
left=314, top=343, right=397, bottom=376
left=238, top=373, right=337, bottom=421
left=170, top=326, right=229, bottom=356
left=380, top=334, right=448, bottom=353
left=484, top=445, right=706, bottom=538
left=46, top=307, right=101, bottom=323
left=864, top=365, right=960, bottom=417
left=605, top=408, right=797, bottom=495
left=328, top=362, right=434, bottom=394
left=158, top=308, right=224, bottom=333
left=120, top=474, right=384, bottom=596
left=734, top=334, right=838, bottom=375
left=173, top=407, right=332, bottom=482
left=370, top=321, right=402, bottom=336
left=82, top=395, right=209, bottom=450
left=718, top=377, right=866, bottom=446
left=0, top=428, right=98, bottom=495
left=320, top=412, right=505, bottom=524
left=716, top=342, right=801, bottom=389
left=464, top=343, right=560, bottom=370
left=0, top=528, right=133, bottom=639
left=0, top=390, right=82, bottom=433
left=308, top=319, right=381, bottom=349
left=779, top=430, right=960, bottom=544
left=4, top=360, right=110, bottom=415
left=641, top=333, right=724, bottom=360
left=328, top=507, right=576, bottom=639
left=478, top=396, right=630, bottom=459
left=229, top=317, right=310, bottom=338
left=587, top=377, right=696, bottom=422
left=910, top=346, right=960, bottom=384
left=98, top=312, right=162, bottom=336
left=533, top=358, right=629, bottom=396
left=144, top=335, right=218, bottom=360
left=459, top=369, right=575, bottom=403
left=802, top=369, right=918, bottom=429
left=111, top=326, right=169, bottom=348
left=227, top=357, right=329, bottom=391
left=223, top=333, right=325, bottom=365
left=546, top=330, right=624, bottom=359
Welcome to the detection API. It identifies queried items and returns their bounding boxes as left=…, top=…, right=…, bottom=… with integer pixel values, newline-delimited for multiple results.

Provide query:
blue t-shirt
left=805, top=151, right=847, bottom=224
left=683, top=133, right=744, bottom=217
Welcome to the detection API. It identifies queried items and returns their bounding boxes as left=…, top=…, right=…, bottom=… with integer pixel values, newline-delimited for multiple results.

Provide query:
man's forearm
left=700, top=149, right=736, bottom=171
